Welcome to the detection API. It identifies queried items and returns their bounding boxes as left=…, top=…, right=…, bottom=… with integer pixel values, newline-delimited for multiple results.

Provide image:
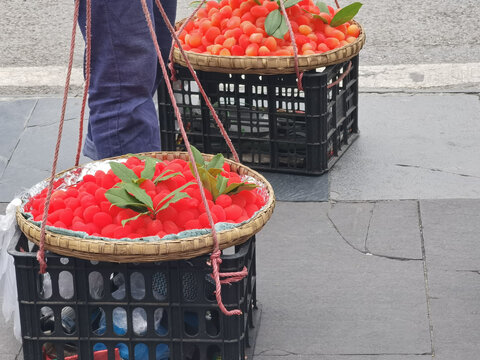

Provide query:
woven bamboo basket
left=173, top=20, right=365, bottom=74
left=16, top=151, right=275, bottom=263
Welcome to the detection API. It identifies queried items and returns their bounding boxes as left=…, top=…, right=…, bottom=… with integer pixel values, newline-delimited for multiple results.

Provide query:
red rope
left=37, top=0, right=81, bottom=274
left=327, top=61, right=352, bottom=89
left=167, top=0, right=207, bottom=81
left=279, top=0, right=303, bottom=91
left=75, top=0, right=92, bottom=166
left=141, top=0, right=244, bottom=316
left=154, top=0, right=240, bottom=164
left=335, top=0, right=340, bottom=9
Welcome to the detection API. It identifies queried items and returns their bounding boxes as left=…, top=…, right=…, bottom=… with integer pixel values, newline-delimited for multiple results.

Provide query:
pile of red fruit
left=177, top=0, right=361, bottom=56
left=24, top=157, right=266, bottom=240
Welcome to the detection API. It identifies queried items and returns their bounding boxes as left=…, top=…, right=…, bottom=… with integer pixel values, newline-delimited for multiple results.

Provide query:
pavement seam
left=255, top=349, right=433, bottom=356
left=26, top=116, right=78, bottom=128
left=327, top=202, right=422, bottom=262
left=0, top=99, right=38, bottom=180
left=417, top=200, right=435, bottom=358
left=394, top=163, right=480, bottom=179
left=363, top=202, right=375, bottom=253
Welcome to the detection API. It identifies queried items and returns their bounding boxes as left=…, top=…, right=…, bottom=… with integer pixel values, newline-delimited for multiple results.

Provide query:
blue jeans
left=78, top=0, right=177, bottom=160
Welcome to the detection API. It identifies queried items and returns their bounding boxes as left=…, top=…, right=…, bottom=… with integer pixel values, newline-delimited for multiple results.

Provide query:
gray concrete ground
left=1, top=90, right=480, bottom=359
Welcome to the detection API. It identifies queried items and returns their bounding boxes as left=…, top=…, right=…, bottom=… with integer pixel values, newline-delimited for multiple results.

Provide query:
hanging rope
left=75, top=0, right=92, bottom=166
left=141, top=0, right=246, bottom=316
left=155, top=0, right=240, bottom=164
left=327, top=61, right=352, bottom=89
left=279, top=0, right=304, bottom=91
left=37, top=0, right=81, bottom=274
left=167, top=0, right=207, bottom=82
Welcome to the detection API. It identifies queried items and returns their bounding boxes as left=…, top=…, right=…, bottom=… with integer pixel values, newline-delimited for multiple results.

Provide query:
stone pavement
left=1, top=92, right=480, bottom=359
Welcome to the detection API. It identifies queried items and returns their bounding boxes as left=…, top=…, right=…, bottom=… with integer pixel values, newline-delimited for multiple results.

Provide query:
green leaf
left=156, top=182, right=195, bottom=211
left=253, top=0, right=261, bottom=4
left=105, top=187, right=149, bottom=213
left=283, top=0, right=302, bottom=8
left=190, top=146, right=205, bottom=166
left=141, top=157, right=156, bottom=180
left=159, top=192, right=190, bottom=211
left=330, top=2, right=362, bottom=27
left=265, top=9, right=283, bottom=36
left=272, top=14, right=289, bottom=39
left=315, top=0, right=329, bottom=13
left=216, top=175, right=228, bottom=195
left=223, top=182, right=258, bottom=196
left=119, top=182, right=154, bottom=210
left=153, top=169, right=182, bottom=184
left=206, top=153, right=225, bottom=171
left=109, top=162, right=138, bottom=183
left=121, top=212, right=150, bottom=227
left=303, top=8, right=329, bottom=23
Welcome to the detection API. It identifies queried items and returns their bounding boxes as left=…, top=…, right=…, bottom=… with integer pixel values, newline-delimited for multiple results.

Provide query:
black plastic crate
left=158, top=56, right=359, bottom=175
left=9, top=234, right=258, bottom=360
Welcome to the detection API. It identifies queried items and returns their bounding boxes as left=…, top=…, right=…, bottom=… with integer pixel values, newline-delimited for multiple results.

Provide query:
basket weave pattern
left=16, top=152, right=275, bottom=263
left=173, top=21, right=365, bottom=74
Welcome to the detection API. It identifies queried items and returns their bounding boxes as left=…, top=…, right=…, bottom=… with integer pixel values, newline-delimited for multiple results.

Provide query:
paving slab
left=0, top=117, right=90, bottom=202
left=419, top=199, right=480, bottom=359
left=330, top=94, right=480, bottom=200
left=366, top=201, right=423, bottom=259
left=255, top=202, right=431, bottom=357
left=27, top=97, right=83, bottom=126
left=0, top=297, right=22, bottom=360
left=261, top=172, right=329, bottom=202
left=0, top=99, right=36, bottom=176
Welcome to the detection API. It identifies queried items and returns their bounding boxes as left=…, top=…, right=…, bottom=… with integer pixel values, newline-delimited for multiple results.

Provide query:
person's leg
left=79, top=0, right=161, bottom=160
left=152, top=0, right=177, bottom=95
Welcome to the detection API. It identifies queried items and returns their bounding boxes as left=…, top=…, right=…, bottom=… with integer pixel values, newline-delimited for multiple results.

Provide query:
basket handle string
left=155, top=0, right=239, bottom=164
left=167, top=0, right=207, bottom=82
left=335, top=0, right=340, bottom=8
left=278, top=0, right=304, bottom=91
left=327, top=60, right=352, bottom=89
left=75, top=0, right=92, bottom=166
left=142, top=0, right=245, bottom=316
left=37, top=0, right=83, bottom=274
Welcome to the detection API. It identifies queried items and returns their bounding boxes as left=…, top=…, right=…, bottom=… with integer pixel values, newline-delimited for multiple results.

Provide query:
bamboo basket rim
left=173, top=20, right=365, bottom=74
left=16, top=151, right=275, bottom=263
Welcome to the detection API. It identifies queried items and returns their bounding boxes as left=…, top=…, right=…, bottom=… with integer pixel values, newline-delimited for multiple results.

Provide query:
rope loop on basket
left=144, top=0, right=247, bottom=316
left=278, top=0, right=304, bottom=91
left=327, top=61, right=352, bottom=89
left=37, top=0, right=82, bottom=274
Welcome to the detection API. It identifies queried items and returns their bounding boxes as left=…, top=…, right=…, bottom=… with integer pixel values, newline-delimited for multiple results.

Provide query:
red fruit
left=317, top=42, right=330, bottom=52
left=226, top=15, right=241, bottom=29
left=197, top=8, right=208, bottom=18
left=215, top=194, right=232, bottom=208
left=240, top=21, right=256, bottom=36
left=223, top=37, right=236, bottom=49
left=157, top=206, right=178, bottom=222
left=66, top=187, right=80, bottom=198
left=298, top=24, right=313, bottom=35
left=73, top=207, right=84, bottom=218
left=163, top=220, right=179, bottom=235
left=177, top=210, right=196, bottom=226
left=255, top=16, right=266, bottom=28
left=238, top=34, right=250, bottom=49
left=101, top=173, right=117, bottom=189
left=258, top=45, right=270, bottom=56
left=94, top=188, right=107, bottom=203
left=59, top=208, right=74, bottom=227
left=231, top=194, right=247, bottom=208
left=115, top=209, right=137, bottom=224
left=81, top=181, right=98, bottom=195
left=72, top=221, right=89, bottom=232
left=231, top=45, right=245, bottom=56
left=93, top=212, right=113, bottom=228
left=147, top=220, right=163, bottom=235
left=240, top=12, right=255, bottom=23
left=207, top=0, right=220, bottom=11
left=125, top=156, right=141, bottom=168
left=101, top=224, right=117, bottom=238
left=205, top=26, right=221, bottom=42
left=80, top=194, right=96, bottom=208
left=214, top=34, right=227, bottom=45
left=199, top=212, right=218, bottom=227
left=236, top=215, right=249, bottom=223
left=264, top=0, right=278, bottom=12
left=249, top=32, right=263, bottom=44
left=255, top=193, right=266, bottom=207
left=250, top=5, right=269, bottom=18
left=219, top=5, right=232, bottom=17
left=318, top=12, right=332, bottom=24
left=245, top=203, right=259, bottom=217
left=264, top=36, right=277, bottom=51
left=53, top=221, right=67, bottom=229
left=188, top=32, right=203, bottom=48
left=83, top=205, right=101, bottom=223
left=100, top=200, right=111, bottom=213
left=245, top=43, right=259, bottom=56
left=225, top=204, right=242, bottom=220
left=83, top=174, right=96, bottom=183
left=347, top=24, right=360, bottom=37
left=325, top=37, right=340, bottom=49
left=113, top=225, right=132, bottom=239
left=211, top=205, right=227, bottom=222
left=184, top=219, right=200, bottom=230
left=50, top=198, right=66, bottom=212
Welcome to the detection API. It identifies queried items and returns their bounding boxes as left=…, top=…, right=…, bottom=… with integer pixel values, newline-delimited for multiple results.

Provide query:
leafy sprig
left=105, top=157, right=194, bottom=226
left=189, top=146, right=257, bottom=201
left=265, top=0, right=362, bottom=39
